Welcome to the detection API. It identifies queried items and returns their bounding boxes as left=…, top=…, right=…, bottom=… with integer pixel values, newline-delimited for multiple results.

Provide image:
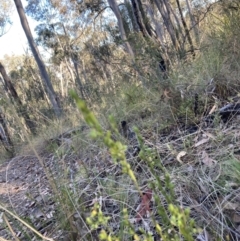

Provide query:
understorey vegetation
left=0, top=0, right=240, bottom=240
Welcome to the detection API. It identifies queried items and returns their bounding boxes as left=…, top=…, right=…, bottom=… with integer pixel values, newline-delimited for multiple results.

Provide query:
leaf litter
left=0, top=115, right=240, bottom=240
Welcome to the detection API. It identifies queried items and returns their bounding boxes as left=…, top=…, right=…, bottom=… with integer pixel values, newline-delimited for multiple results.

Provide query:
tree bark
left=137, top=0, right=153, bottom=37
left=168, top=1, right=184, bottom=41
left=13, top=0, right=62, bottom=117
left=72, top=56, right=86, bottom=100
left=175, top=0, right=195, bottom=57
left=162, top=0, right=182, bottom=47
left=185, top=0, right=199, bottom=44
left=0, top=62, right=21, bottom=106
left=130, top=0, right=152, bottom=38
left=108, top=0, right=135, bottom=57
left=154, top=0, right=180, bottom=51
left=0, top=61, right=36, bottom=134
left=145, top=2, right=164, bottom=44
left=124, top=0, right=139, bottom=32
left=65, top=57, right=75, bottom=86
left=0, top=108, right=14, bottom=155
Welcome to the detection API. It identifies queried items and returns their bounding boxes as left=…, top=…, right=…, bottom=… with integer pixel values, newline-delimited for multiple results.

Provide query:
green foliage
left=87, top=203, right=111, bottom=230
left=168, top=205, right=196, bottom=241
left=222, top=158, right=240, bottom=185
left=70, top=91, right=138, bottom=186
left=71, top=91, right=197, bottom=240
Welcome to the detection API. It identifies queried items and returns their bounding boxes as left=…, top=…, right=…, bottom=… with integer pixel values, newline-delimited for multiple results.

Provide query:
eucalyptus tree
left=22, top=0, right=217, bottom=90
left=153, top=0, right=181, bottom=52
left=108, top=0, right=134, bottom=57
left=0, top=61, right=37, bottom=134
left=185, top=0, right=199, bottom=44
left=25, top=0, right=100, bottom=99
left=25, top=0, right=125, bottom=99
left=175, top=0, right=195, bottom=56
left=6, top=55, right=46, bottom=104
left=130, top=0, right=152, bottom=38
left=13, top=0, right=62, bottom=117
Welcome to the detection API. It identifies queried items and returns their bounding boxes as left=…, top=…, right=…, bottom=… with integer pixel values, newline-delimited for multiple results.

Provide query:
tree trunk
left=162, top=0, right=182, bottom=47
left=154, top=0, right=180, bottom=51
left=14, top=0, right=61, bottom=117
left=65, top=57, right=75, bottom=86
left=80, top=59, right=88, bottom=85
left=185, top=0, right=199, bottom=44
left=137, top=0, right=153, bottom=37
left=59, top=63, right=64, bottom=97
left=0, top=61, right=36, bottom=134
left=124, top=0, right=139, bottom=32
left=145, top=3, right=164, bottom=44
left=108, top=0, right=135, bottom=57
left=29, top=67, right=51, bottom=105
left=72, top=58, right=86, bottom=100
left=168, top=1, right=184, bottom=42
left=175, top=0, right=195, bottom=57
left=0, top=63, right=21, bottom=106
left=0, top=108, right=14, bottom=155
left=130, top=0, right=150, bottom=38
